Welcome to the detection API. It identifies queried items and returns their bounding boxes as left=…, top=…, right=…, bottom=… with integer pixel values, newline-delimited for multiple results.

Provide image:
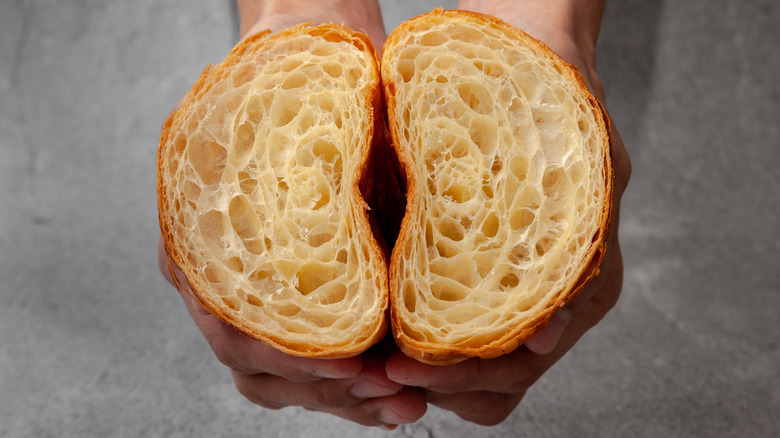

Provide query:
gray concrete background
left=1, top=0, right=778, bottom=436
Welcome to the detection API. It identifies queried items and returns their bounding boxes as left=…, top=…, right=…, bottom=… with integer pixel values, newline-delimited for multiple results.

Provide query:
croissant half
left=157, top=24, right=388, bottom=358
left=382, top=10, right=613, bottom=364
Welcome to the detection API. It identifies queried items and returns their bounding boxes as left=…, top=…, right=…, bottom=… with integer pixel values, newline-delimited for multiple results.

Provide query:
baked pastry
left=382, top=9, right=613, bottom=364
left=157, top=24, right=388, bottom=358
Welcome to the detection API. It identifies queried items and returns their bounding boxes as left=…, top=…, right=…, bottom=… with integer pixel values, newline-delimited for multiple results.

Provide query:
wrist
left=457, top=0, right=604, bottom=70
left=236, top=0, right=385, bottom=46
left=236, top=0, right=265, bottom=37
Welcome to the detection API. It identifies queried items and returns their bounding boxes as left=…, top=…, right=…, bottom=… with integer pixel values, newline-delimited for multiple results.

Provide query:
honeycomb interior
left=159, top=32, right=385, bottom=350
left=386, top=18, right=608, bottom=346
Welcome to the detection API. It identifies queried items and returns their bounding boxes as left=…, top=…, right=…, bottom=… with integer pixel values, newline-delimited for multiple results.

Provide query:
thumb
left=523, top=308, right=573, bottom=355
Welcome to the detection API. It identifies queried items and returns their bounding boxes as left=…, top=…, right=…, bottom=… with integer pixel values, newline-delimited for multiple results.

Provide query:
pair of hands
left=158, top=0, right=631, bottom=428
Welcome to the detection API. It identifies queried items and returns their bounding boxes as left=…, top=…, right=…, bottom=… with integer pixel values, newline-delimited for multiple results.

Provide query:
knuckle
left=504, top=378, right=529, bottom=396
left=436, top=359, right=483, bottom=393
left=619, top=149, right=633, bottom=189
left=281, top=366, right=321, bottom=383
left=306, top=390, right=343, bottom=409
left=305, top=390, right=332, bottom=408
left=212, top=344, right=247, bottom=373
left=303, top=382, right=356, bottom=409
left=601, top=287, right=622, bottom=312
left=588, top=277, right=623, bottom=317
left=502, top=372, right=534, bottom=395
left=503, top=359, right=544, bottom=393
left=206, top=328, right=265, bottom=375
left=525, top=361, right=552, bottom=386
left=481, top=356, right=523, bottom=393
left=232, top=376, right=284, bottom=410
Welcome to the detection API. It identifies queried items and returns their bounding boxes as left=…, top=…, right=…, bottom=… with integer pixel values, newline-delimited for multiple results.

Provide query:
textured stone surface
left=0, top=0, right=777, bottom=436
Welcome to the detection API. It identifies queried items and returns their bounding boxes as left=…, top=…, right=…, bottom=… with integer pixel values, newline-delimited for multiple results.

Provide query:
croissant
left=157, top=24, right=388, bottom=358
left=157, top=10, right=613, bottom=365
left=382, top=9, right=613, bottom=364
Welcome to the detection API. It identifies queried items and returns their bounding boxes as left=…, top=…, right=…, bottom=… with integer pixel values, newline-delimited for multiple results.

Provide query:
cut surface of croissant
left=382, top=10, right=613, bottom=364
left=157, top=24, right=388, bottom=358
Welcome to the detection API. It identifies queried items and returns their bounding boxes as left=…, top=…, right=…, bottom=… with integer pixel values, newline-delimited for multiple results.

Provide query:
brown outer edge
left=157, top=24, right=388, bottom=359
left=381, top=9, right=614, bottom=365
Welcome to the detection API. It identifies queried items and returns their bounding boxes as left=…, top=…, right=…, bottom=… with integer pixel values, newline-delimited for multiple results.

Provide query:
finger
left=385, top=259, right=614, bottom=393
left=232, top=355, right=408, bottom=416
left=387, top=288, right=613, bottom=396
left=520, top=246, right=624, bottom=378
left=161, top=243, right=362, bottom=381
left=610, top=127, right=632, bottom=197
left=386, top=350, right=534, bottom=394
left=525, top=148, right=627, bottom=354
left=521, top=83, right=630, bottom=356
left=315, top=387, right=428, bottom=427
left=195, top=309, right=363, bottom=381
left=232, top=369, right=399, bottom=411
left=524, top=215, right=623, bottom=354
left=388, top=192, right=625, bottom=395
left=233, top=372, right=360, bottom=411
left=425, top=389, right=523, bottom=426
left=350, top=353, right=403, bottom=399
left=524, top=236, right=622, bottom=357
left=523, top=307, right=573, bottom=355
left=387, top=246, right=624, bottom=395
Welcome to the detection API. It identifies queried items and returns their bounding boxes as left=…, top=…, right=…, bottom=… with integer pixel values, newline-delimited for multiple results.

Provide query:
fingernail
left=525, top=308, right=573, bottom=355
left=385, top=371, right=428, bottom=388
left=396, top=377, right=429, bottom=388
left=312, top=368, right=357, bottom=379
left=557, top=307, right=573, bottom=323
left=378, top=425, right=398, bottom=431
left=351, top=379, right=400, bottom=398
left=378, top=407, right=414, bottom=425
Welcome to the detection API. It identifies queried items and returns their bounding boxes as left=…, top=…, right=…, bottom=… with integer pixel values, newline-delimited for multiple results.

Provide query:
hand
left=383, top=0, right=632, bottom=426
left=159, top=240, right=428, bottom=427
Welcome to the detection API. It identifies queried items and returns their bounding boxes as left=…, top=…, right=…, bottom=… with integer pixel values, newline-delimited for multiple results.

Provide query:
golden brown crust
left=382, top=9, right=613, bottom=365
left=158, top=12, right=613, bottom=364
left=157, top=23, right=388, bottom=358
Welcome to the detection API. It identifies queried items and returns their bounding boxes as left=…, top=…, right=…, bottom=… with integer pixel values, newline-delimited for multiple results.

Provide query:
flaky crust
left=157, top=24, right=388, bottom=358
left=382, top=9, right=613, bottom=365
